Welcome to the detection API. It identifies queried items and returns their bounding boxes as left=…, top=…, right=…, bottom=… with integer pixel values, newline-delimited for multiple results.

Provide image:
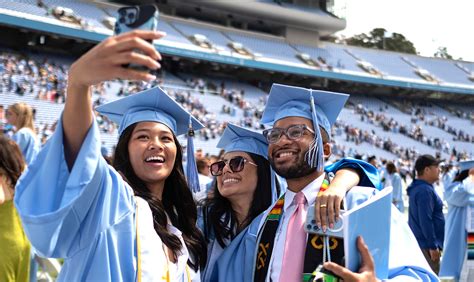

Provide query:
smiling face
left=268, top=116, right=318, bottom=179
left=127, top=121, right=177, bottom=190
left=216, top=151, right=258, bottom=202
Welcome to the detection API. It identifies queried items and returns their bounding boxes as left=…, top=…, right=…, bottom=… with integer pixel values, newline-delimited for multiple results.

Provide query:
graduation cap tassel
left=305, top=93, right=325, bottom=171
left=186, top=117, right=201, bottom=193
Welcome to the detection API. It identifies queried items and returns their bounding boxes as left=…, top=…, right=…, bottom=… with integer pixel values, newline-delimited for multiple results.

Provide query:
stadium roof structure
left=0, top=1, right=473, bottom=98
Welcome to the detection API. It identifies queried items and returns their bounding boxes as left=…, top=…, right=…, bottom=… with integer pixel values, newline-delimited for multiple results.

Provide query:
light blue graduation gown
left=390, top=172, right=405, bottom=212
left=198, top=219, right=228, bottom=282
left=325, top=157, right=382, bottom=190
left=439, top=180, right=473, bottom=280
left=12, top=127, right=41, bottom=165
left=14, top=119, right=138, bottom=281
left=213, top=187, right=439, bottom=281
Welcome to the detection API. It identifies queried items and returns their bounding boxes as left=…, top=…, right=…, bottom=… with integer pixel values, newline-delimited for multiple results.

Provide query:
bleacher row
left=1, top=0, right=474, bottom=88
left=1, top=51, right=473, bottom=162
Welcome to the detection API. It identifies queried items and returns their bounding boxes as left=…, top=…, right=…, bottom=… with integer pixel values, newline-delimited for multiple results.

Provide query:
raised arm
left=13, top=31, right=166, bottom=258
left=444, top=179, right=472, bottom=207
left=63, top=30, right=164, bottom=168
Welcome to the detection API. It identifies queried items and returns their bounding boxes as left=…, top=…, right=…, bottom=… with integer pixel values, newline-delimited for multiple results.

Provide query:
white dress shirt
left=260, top=173, right=325, bottom=282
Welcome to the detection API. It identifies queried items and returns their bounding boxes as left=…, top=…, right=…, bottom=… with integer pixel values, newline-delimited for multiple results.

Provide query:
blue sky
left=333, top=0, right=474, bottom=62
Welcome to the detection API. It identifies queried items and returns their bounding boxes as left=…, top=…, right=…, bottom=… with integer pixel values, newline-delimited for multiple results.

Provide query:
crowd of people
left=350, top=102, right=471, bottom=160
left=1, top=30, right=474, bottom=282
left=0, top=52, right=68, bottom=103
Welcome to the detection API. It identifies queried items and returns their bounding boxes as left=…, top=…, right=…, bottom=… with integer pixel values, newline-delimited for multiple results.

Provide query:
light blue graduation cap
left=217, top=123, right=281, bottom=201
left=217, top=123, right=268, bottom=159
left=96, top=86, right=204, bottom=136
left=459, top=160, right=474, bottom=172
left=96, top=86, right=204, bottom=192
left=261, top=83, right=349, bottom=171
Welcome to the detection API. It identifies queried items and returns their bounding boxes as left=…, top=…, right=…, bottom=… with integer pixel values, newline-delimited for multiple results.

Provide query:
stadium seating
left=171, top=21, right=234, bottom=53
left=224, top=30, right=302, bottom=64
left=2, top=0, right=474, bottom=90
left=0, top=0, right=49, bottom=18
left=1, top=47, right=473, bottom=160
left=0, top=0, right=473, bottom=161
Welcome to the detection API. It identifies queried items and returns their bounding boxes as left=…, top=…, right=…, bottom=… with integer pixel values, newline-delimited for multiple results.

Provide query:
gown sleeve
left=14, top=117, right=135, bottom=258
left=386, top=206, right=439, bottom=281
left=325, top=157, right=381, bottom=189
left=345, top=188, right=438, bottom=281
left=444, top=180, right=471, bottom=207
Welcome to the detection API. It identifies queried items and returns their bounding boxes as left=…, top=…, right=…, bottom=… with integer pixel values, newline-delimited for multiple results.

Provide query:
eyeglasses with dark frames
left=263, top=124, right=315, bottom=144
left=209, top=156, right=258, bottom=176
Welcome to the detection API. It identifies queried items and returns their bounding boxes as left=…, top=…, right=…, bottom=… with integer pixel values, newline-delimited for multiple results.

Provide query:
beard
left=270, top=149, right=317, bottom=179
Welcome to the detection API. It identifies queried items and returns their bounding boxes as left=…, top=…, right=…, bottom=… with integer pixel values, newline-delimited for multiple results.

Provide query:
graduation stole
left=135, top=199, right=142, bottom=282
left=253, top=176, right=344, bottom=282
left=135, top=198, right=191, bottom=282
left=467, top=205, right=474, bottom=260
left=467, top=232, right=474, bottom=260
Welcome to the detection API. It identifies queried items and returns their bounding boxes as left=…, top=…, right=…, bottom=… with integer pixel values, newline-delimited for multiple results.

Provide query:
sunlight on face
left=128, top=121, right=177, bottom=189
left=217, top=151, right=258, bottom=202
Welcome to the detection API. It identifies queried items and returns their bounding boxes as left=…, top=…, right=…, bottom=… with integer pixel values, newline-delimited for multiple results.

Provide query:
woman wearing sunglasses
left=199, top=123, right=380, bottom=281
left=14, top=30, right=207, bottom=281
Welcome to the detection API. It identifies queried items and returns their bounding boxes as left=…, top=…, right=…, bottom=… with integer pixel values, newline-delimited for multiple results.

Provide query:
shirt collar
left=284, top=173, right=326, bottom=211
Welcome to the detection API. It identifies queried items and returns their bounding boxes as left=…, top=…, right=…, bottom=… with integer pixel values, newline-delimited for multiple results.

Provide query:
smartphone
left=305, top=206, right=345, bottom=238
left=114, top=5, right=159, bottom=71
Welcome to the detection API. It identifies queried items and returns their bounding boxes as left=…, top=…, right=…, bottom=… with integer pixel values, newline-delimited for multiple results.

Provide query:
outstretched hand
left=323, top=236, right=378, bottom=282
left=68, top=30, right=165, bottom=88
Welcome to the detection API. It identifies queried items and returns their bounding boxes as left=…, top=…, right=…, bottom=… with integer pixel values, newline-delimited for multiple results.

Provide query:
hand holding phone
left=305, top=206, right=345, bottom=238
left=114, top=5, right=159, bottom=71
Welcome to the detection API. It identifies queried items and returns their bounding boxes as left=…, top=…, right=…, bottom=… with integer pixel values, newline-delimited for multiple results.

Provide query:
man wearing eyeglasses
left=214, top=83, right=438, bottom=282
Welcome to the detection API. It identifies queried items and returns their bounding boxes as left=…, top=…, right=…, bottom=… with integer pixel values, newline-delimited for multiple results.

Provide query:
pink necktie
left=280, top=192, right=308, bottom=282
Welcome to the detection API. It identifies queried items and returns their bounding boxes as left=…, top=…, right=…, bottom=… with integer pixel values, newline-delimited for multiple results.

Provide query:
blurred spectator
left=407, top=154, right=444, bottom=274
left=0, top=136, right=31, bottom=282
left=195, top=157, right=213, bottom=201
left=386, top=161, right=404, bottom=212
left=439, top=160, right=474, bottom=280
left=5, top=103, right=41, bottom=165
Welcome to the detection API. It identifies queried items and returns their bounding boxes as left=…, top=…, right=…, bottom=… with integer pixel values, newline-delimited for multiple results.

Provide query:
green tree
left=346, top=28, right=417, bottom=54
left=434, top=46, right=453, bottom=59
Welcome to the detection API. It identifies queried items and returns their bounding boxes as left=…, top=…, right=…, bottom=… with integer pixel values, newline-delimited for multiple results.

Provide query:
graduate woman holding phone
left=14, top=29, right=207, bottom=281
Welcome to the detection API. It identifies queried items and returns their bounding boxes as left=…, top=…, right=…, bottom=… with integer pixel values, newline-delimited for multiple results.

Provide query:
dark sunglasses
left=209, top=156, right=257, bottom=176
left=263, top=124, right=315, bottom=144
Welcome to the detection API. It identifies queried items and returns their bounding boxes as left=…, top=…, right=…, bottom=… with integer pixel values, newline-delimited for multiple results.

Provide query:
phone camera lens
left=127, top=12, right=134, bottom=19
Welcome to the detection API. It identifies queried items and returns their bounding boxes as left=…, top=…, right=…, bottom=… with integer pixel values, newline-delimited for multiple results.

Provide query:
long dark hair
left=113, top=123, right=207, bottom=271
left=453, top=169, right=470, bottom=183
left=0, top=136, right=25, bottom=188
left=203, top=152, right=273, bottom=248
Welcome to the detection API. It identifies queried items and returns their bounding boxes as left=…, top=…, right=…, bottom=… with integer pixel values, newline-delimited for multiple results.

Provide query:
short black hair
left=415, top=154, right=441, bottom=175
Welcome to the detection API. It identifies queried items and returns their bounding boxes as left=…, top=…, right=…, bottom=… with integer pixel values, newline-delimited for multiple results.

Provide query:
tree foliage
left=434, top=46, right=453, bottom=60
left=345, top=28, right=417, bottom=54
